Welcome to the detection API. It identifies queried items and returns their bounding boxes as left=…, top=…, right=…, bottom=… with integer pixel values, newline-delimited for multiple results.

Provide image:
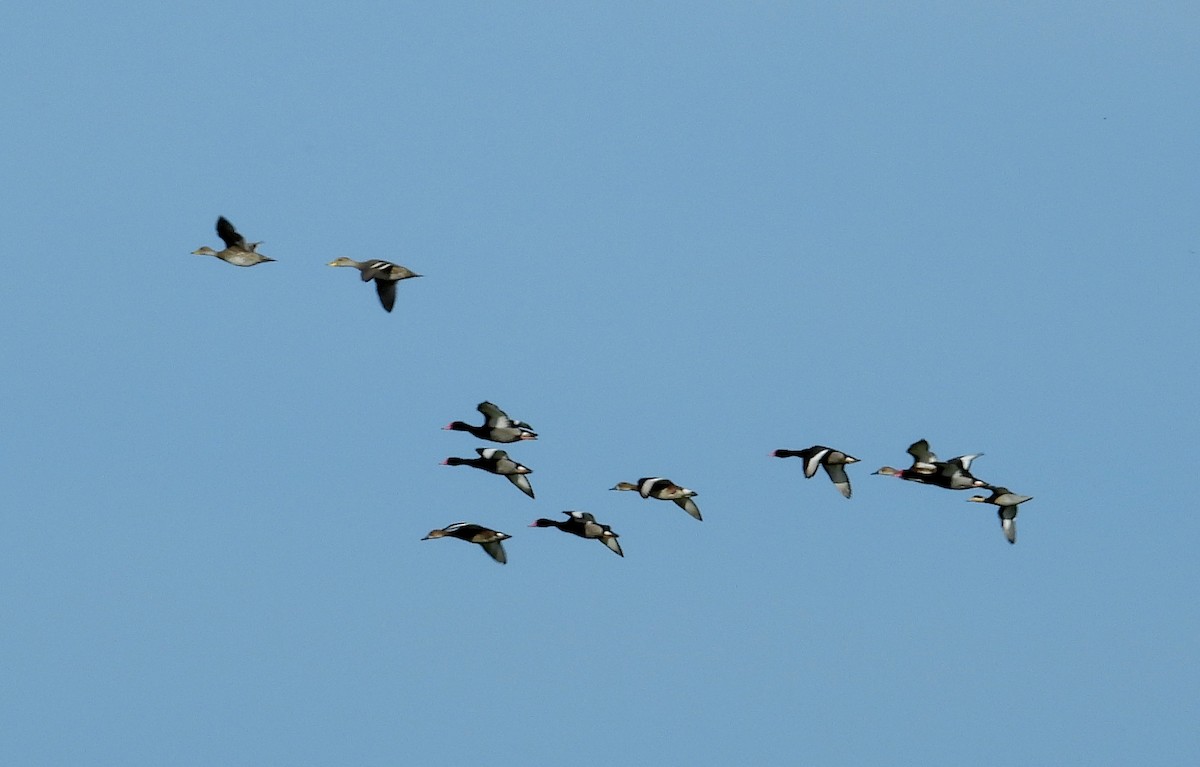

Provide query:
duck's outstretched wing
left=477, top=401, right=513, bottom=428
left=358, top=260, right=391, bottom=281
left=374, top=279, right=396, bottom=312
left=481, top=539, right=508, bottom=563
left=823, top=463, right=852, bottom=498
left=906, top=439, right=940, bottom=474
left=799, top=446, right=830, bottom=479
left=507, top=473, right=535, bottom=499
left=601, top=534, right=624, bottom=557
left=673, top=497, right=702, bottom=521
left=948, top=453, right=983, bottom=472
left=998, top=507, right=1017, bottom=544
left=216, top=217, right=245, bottom=249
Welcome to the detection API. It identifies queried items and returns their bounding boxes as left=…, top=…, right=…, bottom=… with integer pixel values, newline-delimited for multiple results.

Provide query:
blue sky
left=2, top=2, right=1198, bottom=764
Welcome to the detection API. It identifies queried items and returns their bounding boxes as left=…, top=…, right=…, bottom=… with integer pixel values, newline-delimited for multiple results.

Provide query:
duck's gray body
left=192, top=216, right=275, bottom=266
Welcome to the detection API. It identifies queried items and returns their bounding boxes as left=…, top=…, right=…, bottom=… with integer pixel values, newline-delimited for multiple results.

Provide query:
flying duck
left=421, top=522, right=511, bottom=564
left=872, top=439, right=988, bottom=490
left=530, top=511, right=623, bottom=557
left=967, top=487, right=1033, bottom=545
left=443, top=448, right=535, bottom=499
left=444, top=401, right=537, bottom=443
left=327, top=257, right=421, bottom=312
left=191, top=216, right=275, bottom=267
left=772, top=445, right=860, bottom=498
left=610, top=477, right=702, bottom=521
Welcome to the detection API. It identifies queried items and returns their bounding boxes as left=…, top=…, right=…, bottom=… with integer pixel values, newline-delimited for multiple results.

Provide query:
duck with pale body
left=192, top=216, right=274, bottom=266
left=611, top=477, right=701, bottom=521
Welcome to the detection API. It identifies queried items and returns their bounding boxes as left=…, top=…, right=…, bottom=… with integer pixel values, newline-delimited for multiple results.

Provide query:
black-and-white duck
left=967, top=487, right=1033, bottom=544
left=327, top=257, right=421, bottom=312
left=443, top=401, right=537, bottom=443
left=530, top=511, right=623, bottom=557
left=421, top=522, right=511, bottom=564
left=443, top=448, right=535, bottom=499
left=610, top=477, right=701, bottom=521
left=772, top=445, right=860, bottom=498
left=192, top=216, right=274, bottom=267
left=872, top=439, right=988, bottom=490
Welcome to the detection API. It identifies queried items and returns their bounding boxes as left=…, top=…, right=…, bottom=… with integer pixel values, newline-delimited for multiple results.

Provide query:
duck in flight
left=530, top=511, right=624, bottom=557
left=192, top=216, right=275, bottom=267
left=443, top=401, right=537, bottom=443
left=967, top=487, right=1033, bottom=544
left=443, top=448, right=535, bottom=499
left=872, top=439, right=988, bottom=490
left=327, top=257, right=421, bottom=312
left=772, top=445, right=860, bottom=498
left=421, top=522, right=511, bottom=564
left=611, top=477, right=702, bottom=521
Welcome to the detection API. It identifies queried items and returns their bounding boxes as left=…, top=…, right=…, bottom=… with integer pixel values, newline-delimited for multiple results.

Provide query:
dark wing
left=906, top=439, right=936, bottom=464
left=374, top=279, right=396, bottom=312
left=798, top=446, right=830, bottom=479
left=906, top=439, right=940, bottom=474
left=360, top=260, right=394, bottom=281
left=477, top=401, right=512, bottom=428
left=445, top=522, right=485, bottom=539
left=639, top=477, right=669, bottom=498
left=216, top=217, right=245, bottom=249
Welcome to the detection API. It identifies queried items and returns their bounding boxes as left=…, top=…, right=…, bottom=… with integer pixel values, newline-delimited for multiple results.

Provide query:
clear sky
left=3, top=2, right=1198, bottom=765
